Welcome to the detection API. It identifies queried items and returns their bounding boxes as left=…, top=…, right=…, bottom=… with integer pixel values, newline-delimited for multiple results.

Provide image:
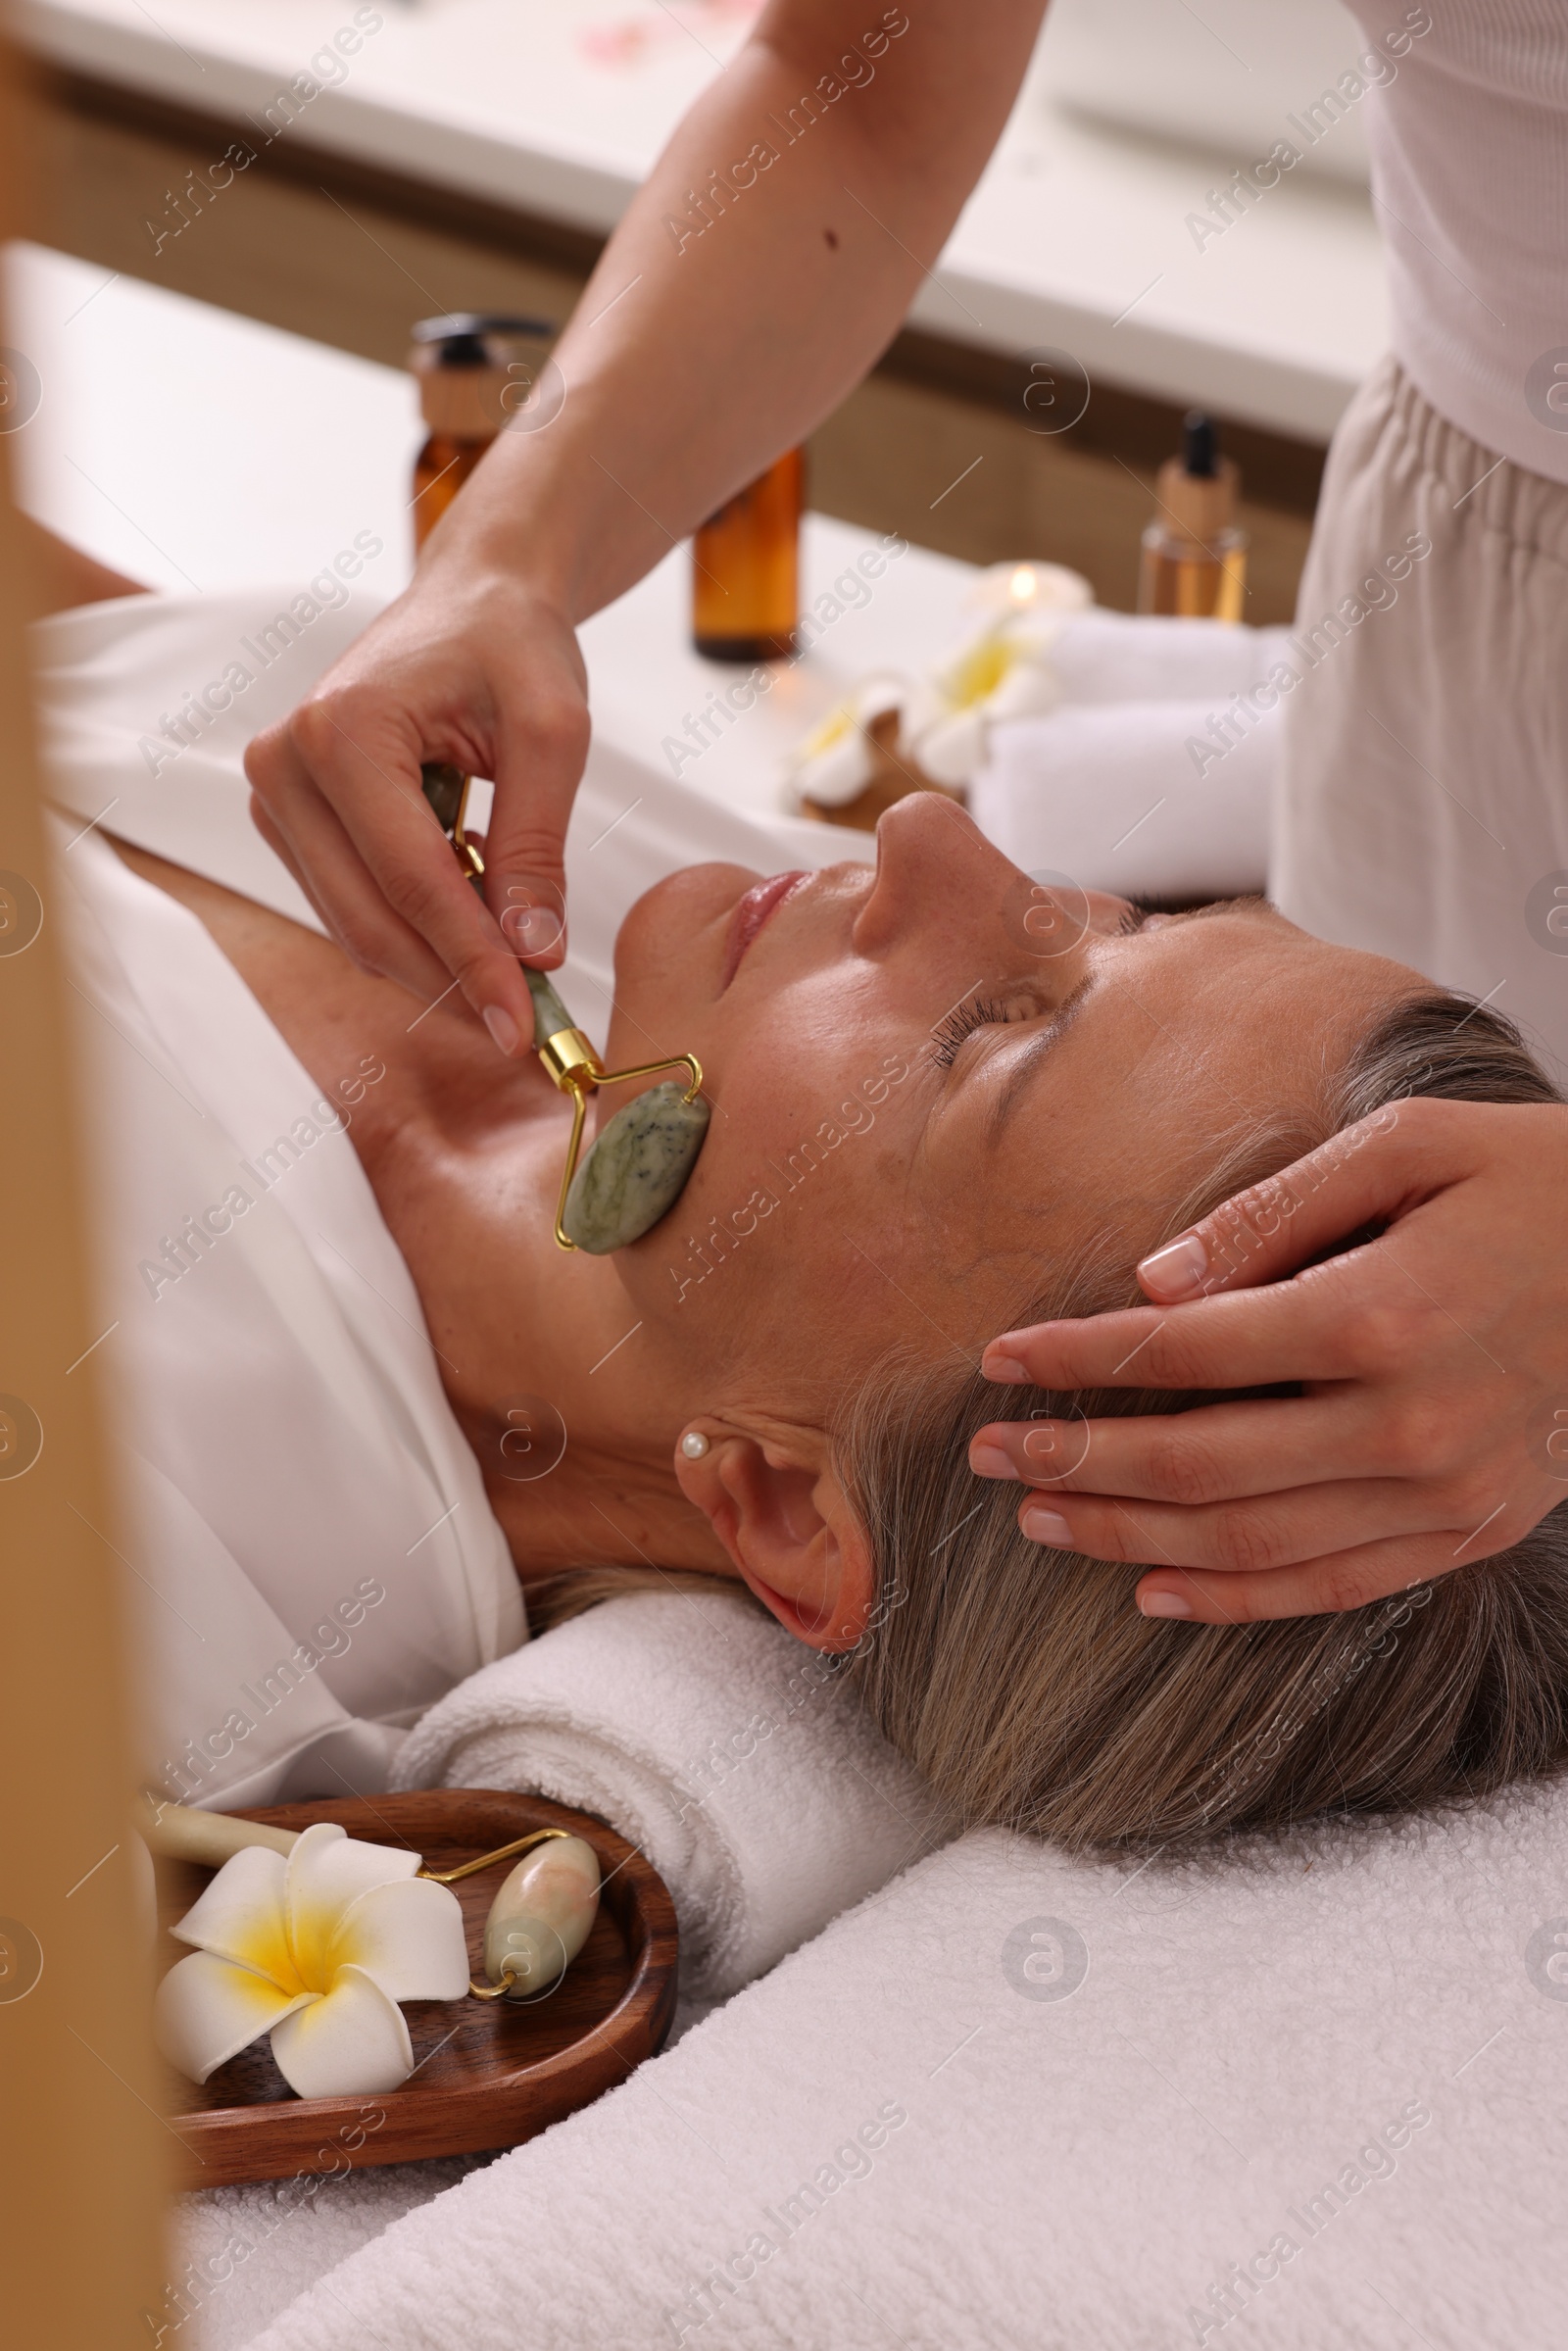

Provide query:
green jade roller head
left=420, top=762, right=710, bottom=1254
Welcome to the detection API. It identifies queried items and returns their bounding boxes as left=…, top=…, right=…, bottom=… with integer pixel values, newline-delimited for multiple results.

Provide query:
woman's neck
left=408, top=1113, right=729, bottom=1583
left=110, top=841, right=733, bottom=1589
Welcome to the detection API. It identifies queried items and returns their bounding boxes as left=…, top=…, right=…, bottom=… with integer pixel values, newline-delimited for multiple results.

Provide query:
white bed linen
left=235, top=1782, right=1568, bottom=2351
left=59, top=824, right=524, bottom=1806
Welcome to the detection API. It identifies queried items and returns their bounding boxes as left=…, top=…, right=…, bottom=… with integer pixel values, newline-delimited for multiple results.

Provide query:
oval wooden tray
left=157, top=1789, right=677, bottom=2189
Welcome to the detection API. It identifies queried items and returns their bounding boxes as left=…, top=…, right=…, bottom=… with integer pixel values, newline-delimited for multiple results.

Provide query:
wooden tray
left=157, top=1789, right=677, bottom=2188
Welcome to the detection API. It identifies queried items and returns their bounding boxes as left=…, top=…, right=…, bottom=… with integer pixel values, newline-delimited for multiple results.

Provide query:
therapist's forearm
left=425, top=0, right=1049, bottom=623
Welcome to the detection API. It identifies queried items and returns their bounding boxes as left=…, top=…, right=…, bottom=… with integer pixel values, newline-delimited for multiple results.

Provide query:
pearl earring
left=680, top=1430, right=710, bottom=1460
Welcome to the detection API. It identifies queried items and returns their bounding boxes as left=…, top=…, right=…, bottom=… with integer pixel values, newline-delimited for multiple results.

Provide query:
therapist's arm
left=244, top=0, right=1050, bottom=1041
left=970, top=1099, right=1568, bottom=1621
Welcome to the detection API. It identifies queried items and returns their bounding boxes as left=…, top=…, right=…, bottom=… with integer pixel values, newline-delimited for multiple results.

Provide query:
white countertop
left=13, top=0, right=1388, bottom=439
left=5, top=239, right=976, bottom=828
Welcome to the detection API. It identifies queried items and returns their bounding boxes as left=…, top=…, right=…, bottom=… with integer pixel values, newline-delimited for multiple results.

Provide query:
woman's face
left=602, top=796, right=1414, bottom=1409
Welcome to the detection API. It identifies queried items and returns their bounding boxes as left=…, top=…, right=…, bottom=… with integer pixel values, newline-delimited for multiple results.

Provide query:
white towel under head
left=392, top=1590, right=949, bottom=2001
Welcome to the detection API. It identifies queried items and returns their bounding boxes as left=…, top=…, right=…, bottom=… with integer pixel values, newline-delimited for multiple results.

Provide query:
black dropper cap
left=411, top=313, right=555, bottom=368
left=1182, top=410, right=1219, bottom=479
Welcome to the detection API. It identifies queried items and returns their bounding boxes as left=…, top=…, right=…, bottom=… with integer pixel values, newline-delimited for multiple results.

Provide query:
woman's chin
left=612, top=861, right=761, bottom=1008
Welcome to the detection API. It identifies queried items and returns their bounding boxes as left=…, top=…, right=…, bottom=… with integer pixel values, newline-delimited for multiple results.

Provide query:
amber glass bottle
left=1138, top=412, right=1249, bottom=621
left=692, top=447, right=805, bottom=661
left=409, top=313, right=555, bottom=552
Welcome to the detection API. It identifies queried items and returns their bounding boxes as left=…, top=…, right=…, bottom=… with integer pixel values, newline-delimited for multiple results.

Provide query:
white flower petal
left=285, top=1823, right=421, bottom=1984
left=987, top=661, right=1061, bottom=723
left=169, top=1844, right=299, bottom=1990
left=269, top=1963, right=415, bottom=2098
left=155, top=1949, right=316, bottom=2084
left=796, top=729, right=873, bottom=808
left=852, top=676, right=906, bottom=727
left=328, top=1876, right=471, bottom=2002
left=910, top=708, right=987, bottom=788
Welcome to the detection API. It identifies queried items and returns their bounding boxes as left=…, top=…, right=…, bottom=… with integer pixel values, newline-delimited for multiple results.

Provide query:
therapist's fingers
left=969, top=1394, right=1395, bottom=1503
left=478, top=610, right=590, bottom=971
left=981, top=1243, right=1431, bottom=1396
left=247, top=703, right=535, bottom=1051
left=1130, top=1527, right=1511, bottom=1625
left=1003, top=1470, right=1536, bottom=1588
left=247, top=786, right=423, bottom=977
left=245, top=758, right=459, bottom=1003
left=1130, top=1099, right=1470, bottom=1304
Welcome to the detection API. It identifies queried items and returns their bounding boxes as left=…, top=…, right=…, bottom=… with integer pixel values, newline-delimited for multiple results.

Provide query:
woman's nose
left=851, top=794, right=1017, bottom=957
left=851, top=794, right=1128, bottom=964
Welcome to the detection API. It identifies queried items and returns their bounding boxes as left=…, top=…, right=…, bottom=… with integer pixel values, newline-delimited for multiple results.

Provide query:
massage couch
left=19, top=242, right=1559, bottom=2339
left=33, top=580, right=1565, bottom=2351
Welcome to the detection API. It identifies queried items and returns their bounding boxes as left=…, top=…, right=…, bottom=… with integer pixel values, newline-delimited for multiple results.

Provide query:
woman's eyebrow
left=1146, top=894, right=1280, bottom=929
left=983, top=976, right=1094, bottom=1147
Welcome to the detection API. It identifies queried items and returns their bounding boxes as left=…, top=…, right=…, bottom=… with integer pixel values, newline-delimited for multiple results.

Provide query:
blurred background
left=7, top=0, right=1388, bottom=620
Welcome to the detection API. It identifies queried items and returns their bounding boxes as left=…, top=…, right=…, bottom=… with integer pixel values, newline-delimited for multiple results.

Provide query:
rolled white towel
left=391, top=1591, right=948, bottom=2000
left=1042, top=612, right=1296, bottom=705
left=972, top=695, right=1280, bottom=902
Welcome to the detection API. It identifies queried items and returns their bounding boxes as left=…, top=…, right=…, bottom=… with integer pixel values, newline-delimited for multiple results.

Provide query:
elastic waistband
left=1378, top=357, right=1568, bottom=565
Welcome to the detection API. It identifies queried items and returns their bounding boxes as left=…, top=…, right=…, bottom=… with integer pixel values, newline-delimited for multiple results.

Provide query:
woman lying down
left=42, top=566, right=1568, bottom=1853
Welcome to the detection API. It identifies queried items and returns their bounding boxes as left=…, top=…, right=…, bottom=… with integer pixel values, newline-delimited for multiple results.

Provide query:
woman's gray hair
left=840, top=990, right=1568, bottom=1849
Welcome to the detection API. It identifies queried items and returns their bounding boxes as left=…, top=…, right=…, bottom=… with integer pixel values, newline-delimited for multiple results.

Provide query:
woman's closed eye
left=931, top=989, right=1046, bottom=1070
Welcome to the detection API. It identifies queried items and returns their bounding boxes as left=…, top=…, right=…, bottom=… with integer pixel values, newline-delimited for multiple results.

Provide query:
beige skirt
left=1272, top=355, right=1568, bottom=1082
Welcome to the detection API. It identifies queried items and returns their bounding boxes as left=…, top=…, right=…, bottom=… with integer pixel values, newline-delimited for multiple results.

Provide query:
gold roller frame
left=433, top=768, right=704, bottom=1252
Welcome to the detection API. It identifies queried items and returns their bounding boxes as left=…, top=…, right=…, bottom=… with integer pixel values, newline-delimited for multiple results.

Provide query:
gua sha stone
left=523, top=969, right=710, bottom=1255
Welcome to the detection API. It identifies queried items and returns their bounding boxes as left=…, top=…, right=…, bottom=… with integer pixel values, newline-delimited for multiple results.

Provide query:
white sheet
left=236, top=1781, right=1568, bottom=2351
left=58, top=823, right=524, bottom=1808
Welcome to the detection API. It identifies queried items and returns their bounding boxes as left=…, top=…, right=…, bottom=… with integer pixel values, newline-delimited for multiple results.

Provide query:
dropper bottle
left=691, top=447, right=805, bottom=661
left=1137, top=411, right=1249, bottom=621
left=409, top=313, right=556, bottom=552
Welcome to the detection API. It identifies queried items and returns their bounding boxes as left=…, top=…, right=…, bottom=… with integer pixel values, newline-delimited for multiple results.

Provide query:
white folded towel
left=973, top=695, right=1281, bottom=901
left=390, top=1590, right=948, bottom=2001
left=970, top=614, right=1295, bottom=901
left=1039, top=611, right=1297, bottom=706
left=242, top=1778, right=1568, bottom=2351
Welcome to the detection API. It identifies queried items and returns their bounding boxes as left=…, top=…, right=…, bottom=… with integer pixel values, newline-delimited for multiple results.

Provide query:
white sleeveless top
left=1353, top=1, right=1568, bottom=482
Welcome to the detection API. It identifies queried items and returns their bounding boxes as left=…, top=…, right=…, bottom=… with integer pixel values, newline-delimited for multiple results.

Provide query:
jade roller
left=392, top=1821, right=601, bottom=2002
left=421, top=763, right=710, bottom=1253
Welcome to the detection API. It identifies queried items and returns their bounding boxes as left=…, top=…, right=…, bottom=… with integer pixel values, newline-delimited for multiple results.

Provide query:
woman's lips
left=720, top=870, right=808, bottom=988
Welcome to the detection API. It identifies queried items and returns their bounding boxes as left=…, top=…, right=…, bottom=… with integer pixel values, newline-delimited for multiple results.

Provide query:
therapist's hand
left=244, top=561, right=587, bottom=1054
left=969, top=1099, right=1568, bottom=1622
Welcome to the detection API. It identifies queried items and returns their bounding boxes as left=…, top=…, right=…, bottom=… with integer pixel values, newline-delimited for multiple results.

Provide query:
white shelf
left=5, top=239, right=979, bottom=827
left=13, top=0, right=1386, bottom=438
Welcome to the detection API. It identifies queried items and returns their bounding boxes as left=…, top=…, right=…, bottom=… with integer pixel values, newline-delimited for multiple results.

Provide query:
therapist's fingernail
left=1020, top=1504, right=1072, bottom=1547
left=483, top=1004, right=520, bottom=1056
left=969, top=1443, right=1017, bottom=1480
left=982, top=1346, right=1030, bottom=1384
left=1139, top=1232, right=1209, bottom=1300
left=499, top=883, right=565, bottom=959
left=1139, top=1590, right=1195, bottom=1620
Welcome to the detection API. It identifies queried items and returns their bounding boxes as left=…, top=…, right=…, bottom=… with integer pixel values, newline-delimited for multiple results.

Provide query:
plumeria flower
left=155, top=1823, right=470, bottom=2098
left=904, top=564, right=1094, bottom=788
left=786, top=676, right=906, bottom=810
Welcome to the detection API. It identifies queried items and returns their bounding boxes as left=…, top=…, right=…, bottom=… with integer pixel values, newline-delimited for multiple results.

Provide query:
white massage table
left=20, top=240, right=1555, bottom=2351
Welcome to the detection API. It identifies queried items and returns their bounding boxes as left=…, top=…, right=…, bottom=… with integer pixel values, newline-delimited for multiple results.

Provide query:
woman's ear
left=674, top=1426, right=874, bottom=1651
